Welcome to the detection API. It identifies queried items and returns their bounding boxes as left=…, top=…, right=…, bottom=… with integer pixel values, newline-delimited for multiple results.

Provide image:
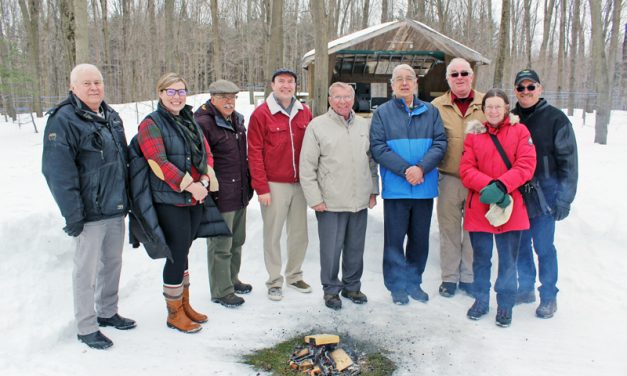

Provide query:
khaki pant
left=206, top=208, right=247, bottom=299
left=437, top=174, right=473, bottom=284
left=261, top=182, right=308, bottom=288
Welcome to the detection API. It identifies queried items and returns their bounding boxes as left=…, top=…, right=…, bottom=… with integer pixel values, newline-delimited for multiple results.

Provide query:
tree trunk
left=17, top=0, right=43, bottom=117
left=381, top=0, right=389, bottom=23
left=556, top=0, right=566, bottom=108
left=264, top=0, right=284, bottom=97
left=74, top=0, right=88, bottom=64
left=567, top=0, right=580, bottom=116
left=589, top=0, right=609, bottom=144
left=164, top=0, right=174, bottom=72
left=622, top=23, right=627, bottom=110
left=607, top=0, right=622, bottom=104
left=493, top=0, right=510, bottom=88
left=309, top=0, right=329, bottom=117
left=523, top=0, right=532, bottom=67
left=362, top=0, right=370, bottom=29
left=538, top=0, right=556, bottom=77
left=59, top=0, right=75, bottom=70
left=147, top=0, right=156, bottom=79
left=210, top=0, right=222, bottom=81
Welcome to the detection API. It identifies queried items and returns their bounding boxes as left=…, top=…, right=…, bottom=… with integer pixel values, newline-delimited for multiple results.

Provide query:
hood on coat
left=465, top=113, right=521, bottom=135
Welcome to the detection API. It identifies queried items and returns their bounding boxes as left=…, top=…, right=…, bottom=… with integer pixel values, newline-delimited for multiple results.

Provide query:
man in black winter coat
left=511, top=69, right=578, bottom=319
left=42, top=64, right=136, bottom=350
left=194, top=80, right=253, bottom=308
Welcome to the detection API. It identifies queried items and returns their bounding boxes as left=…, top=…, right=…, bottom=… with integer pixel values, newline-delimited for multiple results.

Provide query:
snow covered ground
left=1, top=96, right=626, bottom=376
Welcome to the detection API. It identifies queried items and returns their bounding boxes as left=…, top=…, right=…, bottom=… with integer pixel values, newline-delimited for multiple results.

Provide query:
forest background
left=1, top=0, right=625, bottom=143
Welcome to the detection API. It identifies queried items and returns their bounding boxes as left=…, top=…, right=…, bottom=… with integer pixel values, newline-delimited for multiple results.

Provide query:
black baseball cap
left=515, top=69, right=541, bottom=85
left=272, top=68, right=297, bottom=82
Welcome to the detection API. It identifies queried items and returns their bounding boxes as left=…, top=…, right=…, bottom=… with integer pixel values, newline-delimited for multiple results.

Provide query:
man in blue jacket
left=370, top=64, right=447, bottom=305
left=42, top=64, right=135, bottom=349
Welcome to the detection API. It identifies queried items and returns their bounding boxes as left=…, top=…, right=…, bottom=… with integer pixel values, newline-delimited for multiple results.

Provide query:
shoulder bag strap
left=488, top=133, right=512, bottom=170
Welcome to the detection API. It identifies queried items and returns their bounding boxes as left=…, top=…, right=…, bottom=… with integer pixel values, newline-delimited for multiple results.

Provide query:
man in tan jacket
left=432, top=58, right=486, bottom=298
left=300, top=82, right=379, bottom=310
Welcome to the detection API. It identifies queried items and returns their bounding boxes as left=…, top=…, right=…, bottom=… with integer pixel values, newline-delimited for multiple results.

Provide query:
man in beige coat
left=300, top=82, right=379, bottom=310
left=432, top=58, right=486, bottom=297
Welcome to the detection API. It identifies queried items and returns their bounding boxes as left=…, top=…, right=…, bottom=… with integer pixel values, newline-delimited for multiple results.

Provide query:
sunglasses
left=516, top=84, right=537, bottom=92
left=162, top=88, right=187, bottom=97
left=450, top=71, right=470, bottom=78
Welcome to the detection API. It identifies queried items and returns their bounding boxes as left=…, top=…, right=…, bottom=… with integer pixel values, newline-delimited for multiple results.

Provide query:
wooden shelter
left=302, top=19, right=491, bottom=112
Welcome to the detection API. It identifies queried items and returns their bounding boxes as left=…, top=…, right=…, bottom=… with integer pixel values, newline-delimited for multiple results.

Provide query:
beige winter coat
left=299, top=108, right=379, bottom=212
left=432, top=90, right=486, bottom=177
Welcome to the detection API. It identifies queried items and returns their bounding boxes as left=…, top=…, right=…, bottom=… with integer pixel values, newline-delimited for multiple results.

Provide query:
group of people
left=41, top=58, right=577, bottom=349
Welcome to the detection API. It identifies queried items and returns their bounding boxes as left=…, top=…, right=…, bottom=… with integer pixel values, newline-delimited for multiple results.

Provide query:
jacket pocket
left=268, top=124, right=289, bottom=147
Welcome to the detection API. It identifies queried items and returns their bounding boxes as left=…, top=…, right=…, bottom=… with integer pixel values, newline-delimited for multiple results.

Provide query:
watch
left=200, top=180, right=209, bottom=188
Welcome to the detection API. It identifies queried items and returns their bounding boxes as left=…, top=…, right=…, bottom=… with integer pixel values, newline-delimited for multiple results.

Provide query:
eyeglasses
left=162, top=88, right=187, bottom=97
left=214, top=94, right=237, bottom=100
left=516, top=84, right=537, bottom=92
left=449, top=71, right=470, bottom=78
left=330, top=95, right=354, bottom=101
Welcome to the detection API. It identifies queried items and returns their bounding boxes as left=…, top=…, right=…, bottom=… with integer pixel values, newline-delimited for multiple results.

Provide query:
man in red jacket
left=248, top=68, right=313, bottom=301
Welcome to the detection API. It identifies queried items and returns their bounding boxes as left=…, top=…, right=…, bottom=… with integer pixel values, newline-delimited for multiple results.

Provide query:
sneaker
left=212, top=293, right=245, bottom=307
left=341, top=289, right=368, bottom=304
left=288, top=280, right=312, bottom=293
left=97, top=313, right=137, bottom=330
left=438, top=282, right=457, bottom=298
left=495, top=306, right=513, bottom=327
left=233, top=281, right=253, bottom=294
left=515, top=291, right=536, bottom=305
left=467, top=299, right=489, bottom=320
left=391, top=291, right=409, bottom=305
left=536, top=299, right=557, bottom=319
left=408, top=286, right=429, bottom=302
left=324, top=294, right=342, bottom=310
left=267, top=287, right=283, bottom=301
left=77, top=330, right=113, bottom=350
left=458, top=282, right=474, bottom=297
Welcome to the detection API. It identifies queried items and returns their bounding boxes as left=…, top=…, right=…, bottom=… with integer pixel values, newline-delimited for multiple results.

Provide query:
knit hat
left=272, top=68, right=297, bottom=82
left=514, top=69, right=541, bottom=85
left=208, top=80, right=240, bottom=95
left=485, top=195, right=514, bottom=227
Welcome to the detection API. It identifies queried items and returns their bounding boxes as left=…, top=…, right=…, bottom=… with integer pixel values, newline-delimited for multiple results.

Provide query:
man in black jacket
left=42, top=64, right=136, bottom=349
left=512, top=69, right=578, bottom=319
left=194, top=80, right=252, bottom=308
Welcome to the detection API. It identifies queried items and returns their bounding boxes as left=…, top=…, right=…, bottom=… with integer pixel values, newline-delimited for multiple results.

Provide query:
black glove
left=553, top=204, right=570, bottom=221
left=63, top=221, right=85, bottom=237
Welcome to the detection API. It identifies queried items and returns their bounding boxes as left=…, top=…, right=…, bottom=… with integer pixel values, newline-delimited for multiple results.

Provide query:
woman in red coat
left=460, top=88, right=536, bottom=327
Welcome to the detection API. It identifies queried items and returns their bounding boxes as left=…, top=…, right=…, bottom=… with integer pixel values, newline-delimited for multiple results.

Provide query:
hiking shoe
left=233, top=281, right=253, bottom=294
left=324, top=294, right=342, bottom=310
left=438, top=282, right=457, bottom=298
left=341, top=289, right=368, bottom=304
left=408, top=286, right=429, bottom=302
left=458, top=282, right=474, bottom=297
left=267, top=287, right=283, bottom=301
left=515, top=290, right=536, bottom=305
left=77, top=330, right=113, bottom=350
left=495, top=306, right=513, bottom=327
left=536, top=299, right=557, bottom=319
left=288, top=280, right=312, bottom=293
left=467, top=299, right=490, bottom=320
left=97, top=313, right=137, bottom=330
left=391, top=291, right=409, bottom=305
left=212, top=293, right=245, bottom=307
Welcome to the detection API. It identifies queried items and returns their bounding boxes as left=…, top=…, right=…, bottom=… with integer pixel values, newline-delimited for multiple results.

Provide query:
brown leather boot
left=165, top=299, right=202, bottom=333
left=182, top=286, right=208, bottom=323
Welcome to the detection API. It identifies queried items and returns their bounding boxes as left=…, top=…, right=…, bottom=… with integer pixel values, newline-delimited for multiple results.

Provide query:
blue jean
left=470, top=231, right=521, bottom=309
left=382, top=199, right=433, bottom=293
left=517, top=213, right=559, bottom=299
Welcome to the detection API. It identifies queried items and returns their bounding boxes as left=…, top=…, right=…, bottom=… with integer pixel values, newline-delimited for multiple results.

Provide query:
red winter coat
left=247, top=95, right=312, bottom=195
left=460, top=115, right=536, bottom=233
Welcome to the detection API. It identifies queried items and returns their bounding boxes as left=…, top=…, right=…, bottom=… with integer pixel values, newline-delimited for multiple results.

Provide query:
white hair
left=328, top=82, right=355, bottom=96
left=446, top=58, right=473, bottom=77
left=70, top=64, right=103, bottom=85
left=390, top=64, right=417, bottom=83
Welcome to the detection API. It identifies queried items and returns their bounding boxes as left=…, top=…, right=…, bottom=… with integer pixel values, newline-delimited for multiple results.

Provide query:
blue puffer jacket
left=42, top=93, right=129, bottom=224
left=370, top=96, right=447, bottom=199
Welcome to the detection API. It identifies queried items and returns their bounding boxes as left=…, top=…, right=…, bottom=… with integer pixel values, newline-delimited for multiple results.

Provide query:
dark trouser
left=316, top=209, right=367, bottom=295
left=470, top=231, right=522, bottom=309
left=517, top=213, right=559, bottom=300
left=155, top=203, right=203, bottom=285
left=382, top=199, right=433, bottom=293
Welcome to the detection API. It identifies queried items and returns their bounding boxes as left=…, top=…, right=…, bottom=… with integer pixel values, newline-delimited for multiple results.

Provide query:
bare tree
left=17, top=0, right=42, bottom=117
left=556, top=0, right=567, bottom=107
left=381, top=0, right=389, bottom=23
left=567, top=0, right=580, bottom=115
left=362, top=0, right=370, bottom=28
left=538, top=0, right=556, bottom=77
left=589, top=0, right=610, bottom=144
left=309, top=0, right=329, bottom=117
left=493, top=0, right=510, bottom=88
left=607, top=0, right=622, bottom=99
left=74, top=0, right=88, bottom=63
left=622, top=23, right=627, bottom=110
left=210, top=0, right=222, bottom=80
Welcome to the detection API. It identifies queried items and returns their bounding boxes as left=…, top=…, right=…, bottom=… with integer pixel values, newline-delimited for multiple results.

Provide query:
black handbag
left=488, top=133, right=552, bottom=218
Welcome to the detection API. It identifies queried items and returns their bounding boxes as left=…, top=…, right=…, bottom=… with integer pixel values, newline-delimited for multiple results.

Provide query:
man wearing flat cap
left=511, top=69, right=578, bottom=319
left=194, top=79, right=253, bottom=308
left=248, top=68, right=313, bottom=301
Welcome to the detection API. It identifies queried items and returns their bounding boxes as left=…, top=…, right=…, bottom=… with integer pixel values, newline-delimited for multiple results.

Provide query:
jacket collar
left=266, top=93, right=304, bottom=119
left=442, top=90, right=482, bottom=107
left=326, top=107, right=354, bottom=126
left=393, top=95, right=428, bottom=117
left=200, top=101, right=244, bottom=131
